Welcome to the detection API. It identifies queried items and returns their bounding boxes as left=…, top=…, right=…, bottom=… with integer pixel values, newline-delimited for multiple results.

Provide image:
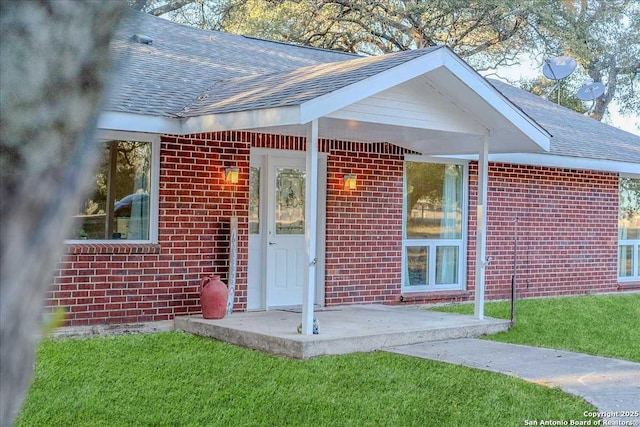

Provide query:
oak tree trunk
left=0, top=2, right=126, bottom=425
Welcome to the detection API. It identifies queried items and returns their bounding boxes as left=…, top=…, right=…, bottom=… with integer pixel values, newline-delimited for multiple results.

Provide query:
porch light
left=343, top=174, right=357, bottom=190
left=225, top=167, right=239, bottom=184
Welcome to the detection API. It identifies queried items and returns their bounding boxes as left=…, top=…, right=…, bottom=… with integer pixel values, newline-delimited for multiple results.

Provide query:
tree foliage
left=130, top=0, right=236, bottom=28
left=529, top=0, right=640, bottom=120
left=141, top=0, right=639, bottom=122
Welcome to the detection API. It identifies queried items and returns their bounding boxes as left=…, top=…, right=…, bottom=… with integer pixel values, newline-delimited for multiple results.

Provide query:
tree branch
left=147, top=0, right=197, bottom=16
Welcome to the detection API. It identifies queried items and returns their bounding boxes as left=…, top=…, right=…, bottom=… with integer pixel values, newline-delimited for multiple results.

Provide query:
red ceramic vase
left=200, top=275, right=228, bottom=319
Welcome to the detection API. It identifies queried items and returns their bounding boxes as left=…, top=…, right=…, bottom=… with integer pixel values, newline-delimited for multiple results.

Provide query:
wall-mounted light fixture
left=343, top=174, right=357, bottom=190
left=225, top=167, right=239, bottom=184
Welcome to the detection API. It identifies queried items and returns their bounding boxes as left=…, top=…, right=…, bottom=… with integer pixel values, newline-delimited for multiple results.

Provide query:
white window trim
left=618, top=240, right=640, bottom=282
left=401, top=156, right=469, bottom=292
left=65, top=131, right=161, bottom=244
left=618, top=173, right=640, bottom=282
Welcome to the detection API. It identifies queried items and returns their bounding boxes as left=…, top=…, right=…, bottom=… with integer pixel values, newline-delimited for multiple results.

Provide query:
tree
left=529, top=0, right=640, bottom=120
left=0, top=2, right=126, bottom=425
left=220, top=0, right=540, bottom=63
left=150, top=0, right=639, bottom=122
left=131, top=0, right=236, bottom=29
left=130, top=0, right=199, bottom=17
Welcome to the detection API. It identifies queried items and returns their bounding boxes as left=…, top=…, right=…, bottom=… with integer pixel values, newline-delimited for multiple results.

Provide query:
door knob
left=269, top=242, right=277, bottom=246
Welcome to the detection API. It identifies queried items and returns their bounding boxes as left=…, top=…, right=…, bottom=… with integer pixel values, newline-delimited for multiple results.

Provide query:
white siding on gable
left=326, top=75, right=486, bottom=136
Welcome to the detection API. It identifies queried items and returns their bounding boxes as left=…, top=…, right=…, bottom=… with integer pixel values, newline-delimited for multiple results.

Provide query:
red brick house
left=50, top=11, right=640, bottom=331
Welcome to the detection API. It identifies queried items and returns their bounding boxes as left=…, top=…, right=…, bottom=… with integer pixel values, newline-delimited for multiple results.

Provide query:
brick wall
left=482, top=163, right=624, bottom=299
left=47, top=131, right=635, bottom=326
left=399, top=162, right=632, bottom=305
left=48, top=133, right=251, bottom=326
left=324, top=142, right=405, bottom=305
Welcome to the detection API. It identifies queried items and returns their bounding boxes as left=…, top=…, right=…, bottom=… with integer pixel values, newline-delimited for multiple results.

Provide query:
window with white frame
left=618, top=176, right=640, bottom=280
left=68, top=139, right=155, bottom=241
left=403, top=160, right=467, bottom=291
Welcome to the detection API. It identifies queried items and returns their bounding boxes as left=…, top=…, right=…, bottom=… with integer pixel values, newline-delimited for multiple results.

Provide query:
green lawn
left=16, top=332, right=595, bottom=427
left=434, top=293, right=640, bottom=362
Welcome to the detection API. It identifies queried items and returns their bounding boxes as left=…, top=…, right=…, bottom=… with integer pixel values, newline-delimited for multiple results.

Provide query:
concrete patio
left=175, top=304, right=510, bottom=359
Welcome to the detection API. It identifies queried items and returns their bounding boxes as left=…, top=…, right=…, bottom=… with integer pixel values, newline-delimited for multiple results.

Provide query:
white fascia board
left=95, top=129, right=160, bottom=143
left=442, top=52, right=551, bottom=152
left=181, top=106, right=301, bottom=134
left=98, top=111, right=182, bottom=135
left=441, top=152, right=639, bottom=174
left=299, top=48, right=446, bottom=124
left=621, top=172, right=640, bottom=178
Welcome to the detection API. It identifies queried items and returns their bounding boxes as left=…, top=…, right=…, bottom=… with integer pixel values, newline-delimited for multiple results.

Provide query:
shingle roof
left=107, top=11, right=639, bottom=165
left=180, top=47, right=439, bottom=116
left=489, top=79, right=640, bottom=163
left=107, top=11, right=357, bottom=117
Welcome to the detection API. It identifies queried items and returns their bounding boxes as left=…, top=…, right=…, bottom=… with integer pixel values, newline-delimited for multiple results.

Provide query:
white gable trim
left=441, top=54, right=550, bottom=151
left=299, top=48, right=446, bottom=124
left=298, top=47, right=549, bottom=152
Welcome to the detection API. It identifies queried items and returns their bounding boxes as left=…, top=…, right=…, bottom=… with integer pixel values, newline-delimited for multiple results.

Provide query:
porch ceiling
left=246, top=120, right=487, bottom=155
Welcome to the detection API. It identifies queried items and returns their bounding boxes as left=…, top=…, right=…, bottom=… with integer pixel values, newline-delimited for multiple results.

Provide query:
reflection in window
left=249, top=166, right=260, bottom=235
left=436, top=246, right=459, bottom=284
left=618, top=245, right=634, bottom=278
left=618, top=177, right=640, bottom=279
left=406, top=246, right=428, bottom=286
left=403, top=162, right=464, bottom=290
left=69, top=140, right=151, bottom=240
left=275, top=168, right=305, bottom=235
left=405, top=163, right=462, bottom=239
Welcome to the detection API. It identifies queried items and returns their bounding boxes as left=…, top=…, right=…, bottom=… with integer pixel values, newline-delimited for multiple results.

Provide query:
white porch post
left=302, top=119, right=319, bottom=335
left=474, top=136, right=489, bottom=320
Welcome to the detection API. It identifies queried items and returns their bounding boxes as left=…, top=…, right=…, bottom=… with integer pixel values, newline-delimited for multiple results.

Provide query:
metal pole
left=510, top=216, right=519, bottom=327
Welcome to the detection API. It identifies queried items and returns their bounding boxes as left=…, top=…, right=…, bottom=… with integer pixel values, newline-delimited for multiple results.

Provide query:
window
left=249, top=166, right=261, bottom=235
left=68, top=140, right=154, bottom=241
left=618, top=176, right=640, bottom=280
left=275, top=167, right=305, bottom=235
left=403, top=160, right=466, bottom=290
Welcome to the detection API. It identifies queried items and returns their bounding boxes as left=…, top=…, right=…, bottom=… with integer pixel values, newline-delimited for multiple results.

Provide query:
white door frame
left=248, top=148, right=326, bottom=310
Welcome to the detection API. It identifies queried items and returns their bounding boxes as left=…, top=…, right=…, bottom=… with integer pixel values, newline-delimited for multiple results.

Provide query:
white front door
left=266, top=156, right=307, bottom=307
left=247, top=150, right=326, bottom=310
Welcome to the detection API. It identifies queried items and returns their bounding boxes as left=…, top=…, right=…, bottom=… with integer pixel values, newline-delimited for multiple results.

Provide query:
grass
left=16, top=332, right=596, bottom=426
left=434, top=293, right=640, bottom=362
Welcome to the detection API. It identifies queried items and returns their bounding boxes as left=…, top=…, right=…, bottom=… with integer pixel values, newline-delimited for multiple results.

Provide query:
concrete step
left=175, top=305, right=510, bottom=359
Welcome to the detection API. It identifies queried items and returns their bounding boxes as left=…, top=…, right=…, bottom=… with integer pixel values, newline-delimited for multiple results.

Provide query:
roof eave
left=98, top=111, right=182, bottom=134
left=181, top=105, right=301, bottom=134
